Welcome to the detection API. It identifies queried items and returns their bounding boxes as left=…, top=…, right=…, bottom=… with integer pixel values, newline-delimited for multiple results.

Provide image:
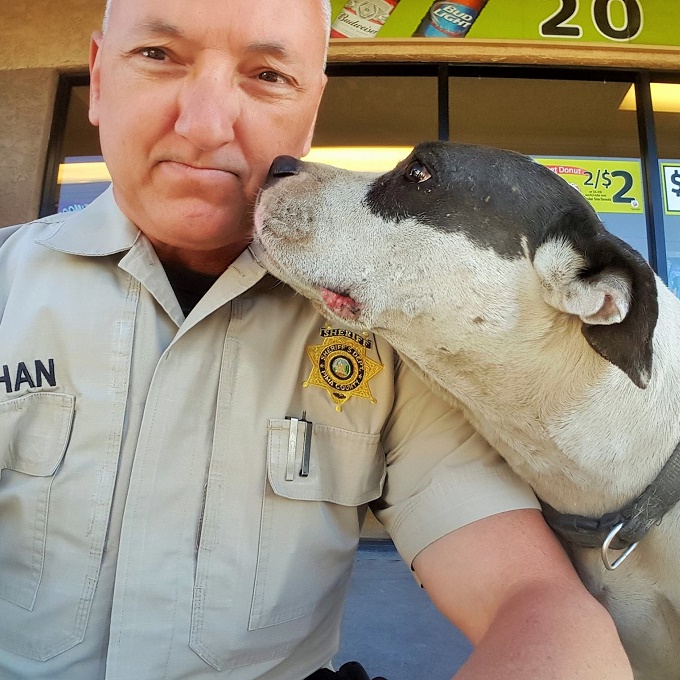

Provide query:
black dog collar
left=542, top=438, right=680, bottom=569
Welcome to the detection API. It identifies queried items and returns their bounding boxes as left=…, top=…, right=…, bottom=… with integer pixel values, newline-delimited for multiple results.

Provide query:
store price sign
left=661, top=164, right=680, bottom=215
left=533, top=158, right=644, bottom=214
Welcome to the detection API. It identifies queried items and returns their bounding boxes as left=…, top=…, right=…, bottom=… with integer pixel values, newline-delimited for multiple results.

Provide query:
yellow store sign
left=330, top=0, right=680, bottom=47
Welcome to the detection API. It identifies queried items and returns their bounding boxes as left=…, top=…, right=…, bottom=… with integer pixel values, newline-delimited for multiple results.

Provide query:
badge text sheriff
left=1, top=359, right=56, bottom=393
left=319, top=328, right=372, bottom=349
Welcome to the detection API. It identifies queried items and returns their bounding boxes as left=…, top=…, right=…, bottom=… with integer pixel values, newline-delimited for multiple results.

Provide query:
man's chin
left=136, top=192, right=246, bottom=237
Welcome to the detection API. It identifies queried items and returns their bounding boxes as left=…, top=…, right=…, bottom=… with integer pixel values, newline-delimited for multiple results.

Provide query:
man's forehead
left=105, top=0, right=330, bottom=36
left=107, top=0, right=328, bottom=65
left=129, top=18, right=300, bottom=56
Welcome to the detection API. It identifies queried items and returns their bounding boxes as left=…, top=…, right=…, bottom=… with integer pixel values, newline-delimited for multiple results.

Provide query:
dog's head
left=253, top=141, right=658, bottom=388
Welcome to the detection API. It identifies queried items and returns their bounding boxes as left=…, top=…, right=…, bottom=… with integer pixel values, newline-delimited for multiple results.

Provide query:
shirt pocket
left=249, top=420, right=384, bottom=628
left=0, top=392, right=75, bottom=610
left=189, top=419, right=385, bottom=672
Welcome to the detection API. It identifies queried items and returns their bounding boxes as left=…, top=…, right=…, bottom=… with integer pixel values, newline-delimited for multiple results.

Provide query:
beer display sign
left=330, top=0, right=680, bottom=47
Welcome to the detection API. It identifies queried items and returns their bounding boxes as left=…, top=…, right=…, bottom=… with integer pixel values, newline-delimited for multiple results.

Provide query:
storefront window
left=311, top=73, right=439, bottom=170
left=651, top=81, right=680, bottom=297
left=50, top=84, right=106, bottom=216
left=448, top=76, right=647, bottom=258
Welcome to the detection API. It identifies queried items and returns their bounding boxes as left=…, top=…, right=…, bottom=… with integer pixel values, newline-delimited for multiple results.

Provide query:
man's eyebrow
left=244, top=41, right=299, bottom=62
left=131, top=19, right=186, bottom=40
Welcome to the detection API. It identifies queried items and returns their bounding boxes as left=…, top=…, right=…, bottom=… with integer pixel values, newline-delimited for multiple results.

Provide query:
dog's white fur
left=253, top=156, right=680, bottom=679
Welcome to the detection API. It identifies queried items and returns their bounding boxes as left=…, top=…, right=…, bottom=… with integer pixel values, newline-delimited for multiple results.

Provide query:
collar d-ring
left=601, top=522, right=639, bottom=571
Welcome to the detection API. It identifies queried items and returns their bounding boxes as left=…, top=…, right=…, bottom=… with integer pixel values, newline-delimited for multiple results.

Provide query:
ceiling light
left=57, top=161, right=110, bottom=184
left=619, top=82, right=680, bottom=113
left=302, top=146, right=412, bottom=172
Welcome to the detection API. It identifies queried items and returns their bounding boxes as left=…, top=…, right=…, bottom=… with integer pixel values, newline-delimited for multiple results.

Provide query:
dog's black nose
left=265, top=156, right=303, bottom=187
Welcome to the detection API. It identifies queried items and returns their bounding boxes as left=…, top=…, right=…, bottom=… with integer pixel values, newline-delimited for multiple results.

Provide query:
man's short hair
left=102, top=0, right=332, bottom=40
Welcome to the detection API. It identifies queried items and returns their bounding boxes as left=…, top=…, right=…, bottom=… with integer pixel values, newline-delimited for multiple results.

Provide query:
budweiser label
left=330, top=0, right=400, bottom=38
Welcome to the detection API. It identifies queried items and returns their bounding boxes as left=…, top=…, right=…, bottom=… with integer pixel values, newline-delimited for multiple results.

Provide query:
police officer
left=0, top=0, right=632, bottom=679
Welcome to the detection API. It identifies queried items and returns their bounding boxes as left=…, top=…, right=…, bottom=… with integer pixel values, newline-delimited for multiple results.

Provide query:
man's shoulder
left=0, top=213, right=67, bottom=250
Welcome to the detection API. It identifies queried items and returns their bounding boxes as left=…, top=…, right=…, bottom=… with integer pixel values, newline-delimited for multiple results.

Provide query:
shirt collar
left=35, top=185, right=271, bottom=303
left=36, top=186, right=140, bottom=256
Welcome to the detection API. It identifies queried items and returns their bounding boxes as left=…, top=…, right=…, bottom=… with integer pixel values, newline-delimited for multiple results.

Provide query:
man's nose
left=175, top=73, right=239, bottom=151
left=263, top=156, right=303, bottom=188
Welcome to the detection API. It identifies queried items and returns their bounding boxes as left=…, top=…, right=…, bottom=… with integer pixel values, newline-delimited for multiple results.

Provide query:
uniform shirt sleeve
left=373, top=356, right=540, bottom=568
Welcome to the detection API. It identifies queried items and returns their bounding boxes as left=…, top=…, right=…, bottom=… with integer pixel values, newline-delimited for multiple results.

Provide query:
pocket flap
left=267, top=419, right=385, bottom=506
left=0, top=392, right=75, bottom=476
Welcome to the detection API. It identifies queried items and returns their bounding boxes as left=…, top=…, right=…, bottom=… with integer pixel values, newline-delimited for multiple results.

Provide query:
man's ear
left=532, top=205, right=659, bottom=388
left=88, top=31, right=104, bottom=127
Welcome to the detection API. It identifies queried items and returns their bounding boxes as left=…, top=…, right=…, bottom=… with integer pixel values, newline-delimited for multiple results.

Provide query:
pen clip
left=299, top=411, right=313, bottom=477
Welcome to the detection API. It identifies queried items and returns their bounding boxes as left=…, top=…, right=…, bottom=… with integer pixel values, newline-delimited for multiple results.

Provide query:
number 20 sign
left=540, top=0, right=643, bottom=41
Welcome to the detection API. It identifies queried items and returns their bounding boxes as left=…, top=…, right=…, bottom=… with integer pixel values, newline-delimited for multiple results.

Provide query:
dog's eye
left=405, top=161, right=432, bottom=184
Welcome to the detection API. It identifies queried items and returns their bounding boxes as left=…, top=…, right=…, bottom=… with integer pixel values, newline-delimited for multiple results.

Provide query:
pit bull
left=252, top=141, right=680, bottom=679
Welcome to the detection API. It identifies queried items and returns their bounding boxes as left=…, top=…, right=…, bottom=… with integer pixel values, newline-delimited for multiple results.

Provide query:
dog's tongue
left=320, top=288, right=362, bottom=321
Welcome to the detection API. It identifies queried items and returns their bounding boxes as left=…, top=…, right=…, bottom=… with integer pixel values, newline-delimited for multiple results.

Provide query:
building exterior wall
left=0, top=69, right=57, bottom=226
left=0, top=0, right=104, bottom=226
left=0, top=0, right=103, bottom=72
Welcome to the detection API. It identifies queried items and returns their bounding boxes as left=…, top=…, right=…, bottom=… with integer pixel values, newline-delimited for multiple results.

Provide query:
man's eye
left=405, top=161, right=432, bottom=183
left=258, top=71, right=287, bottom=84
left=140, top=47, right=167, bottom=61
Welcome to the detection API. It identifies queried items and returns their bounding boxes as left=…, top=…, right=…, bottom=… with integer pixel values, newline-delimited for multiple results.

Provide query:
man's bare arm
left=413, top=508, right=633, bottom=679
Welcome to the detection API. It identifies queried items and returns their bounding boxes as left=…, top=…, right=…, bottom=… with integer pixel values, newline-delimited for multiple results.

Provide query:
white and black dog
left=252, top=142, right=680, bottom=680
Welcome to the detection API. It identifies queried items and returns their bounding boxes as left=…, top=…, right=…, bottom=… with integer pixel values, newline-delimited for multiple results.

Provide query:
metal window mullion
left=635, top=72, right=668, bottom=282
left=438, top=64, right=449, bottom=141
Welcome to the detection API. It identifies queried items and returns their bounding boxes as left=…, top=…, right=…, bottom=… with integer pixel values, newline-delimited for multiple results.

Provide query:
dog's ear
left=532, top=205, right=659, bottom=388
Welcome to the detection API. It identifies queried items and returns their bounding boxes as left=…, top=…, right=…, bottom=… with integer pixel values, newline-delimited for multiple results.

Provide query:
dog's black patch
left=539, top=205, right=659, bottom=388
left=366, top=141, right=659, bottom=386
left=364, top=141, right=594, bottom=259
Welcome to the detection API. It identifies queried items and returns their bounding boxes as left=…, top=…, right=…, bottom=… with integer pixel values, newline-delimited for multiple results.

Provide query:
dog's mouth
left=250, top=237, right=362, bottom=321
left=319, top=287, right=363, bottom=321
left=250, top=222, right=363, bottom=322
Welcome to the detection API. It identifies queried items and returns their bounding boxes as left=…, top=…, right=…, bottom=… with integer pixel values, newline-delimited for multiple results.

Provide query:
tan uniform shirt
left=0, top=188, right=538, bottom=680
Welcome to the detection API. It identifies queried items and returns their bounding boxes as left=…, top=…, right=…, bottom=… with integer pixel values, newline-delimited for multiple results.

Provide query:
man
left=0, top=0, right=632, bottom=678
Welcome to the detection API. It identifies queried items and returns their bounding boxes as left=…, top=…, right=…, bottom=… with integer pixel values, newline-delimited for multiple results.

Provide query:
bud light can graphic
left=331, top=0, right=400, bottom=38
left=416, top=0, right=488, bottom=38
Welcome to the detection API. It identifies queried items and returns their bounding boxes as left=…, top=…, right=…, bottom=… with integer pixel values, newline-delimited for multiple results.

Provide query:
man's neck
left=148, top=238, right=251, bottom=276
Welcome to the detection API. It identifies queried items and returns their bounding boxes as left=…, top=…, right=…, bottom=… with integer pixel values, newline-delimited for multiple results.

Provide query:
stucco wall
left=0, top=0, right=104, bottom=227
left=0, top=69, right=58, bottom=227
left=1, top=0, right=105, bottom=72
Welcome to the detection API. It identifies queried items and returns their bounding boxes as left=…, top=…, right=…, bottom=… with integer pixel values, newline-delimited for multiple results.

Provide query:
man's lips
left=162, top=160, right=236, bottom=176
left=319, top=288, right=362, bottom=321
